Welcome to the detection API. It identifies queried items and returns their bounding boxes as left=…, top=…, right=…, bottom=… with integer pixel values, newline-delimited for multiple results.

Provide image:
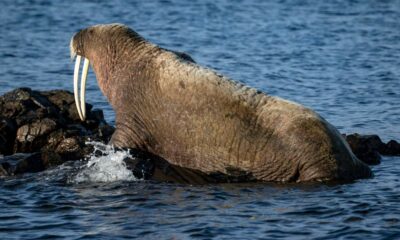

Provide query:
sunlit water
left=0, top=0, right=399, bottom=239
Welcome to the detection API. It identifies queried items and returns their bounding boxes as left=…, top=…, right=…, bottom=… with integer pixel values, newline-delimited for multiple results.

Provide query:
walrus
left=69, top=23, right=371, bottom=182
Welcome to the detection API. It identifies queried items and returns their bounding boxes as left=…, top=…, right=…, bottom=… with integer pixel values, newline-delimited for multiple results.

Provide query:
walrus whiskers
left=73, top=55, right=90, bottom=121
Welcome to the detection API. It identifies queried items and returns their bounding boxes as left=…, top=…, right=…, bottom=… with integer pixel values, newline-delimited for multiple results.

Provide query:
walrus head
left=70, top=23, right=145, bottom=121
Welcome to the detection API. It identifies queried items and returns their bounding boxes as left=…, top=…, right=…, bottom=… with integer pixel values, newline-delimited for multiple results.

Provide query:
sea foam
left=72, top=142, right=138, bottom=183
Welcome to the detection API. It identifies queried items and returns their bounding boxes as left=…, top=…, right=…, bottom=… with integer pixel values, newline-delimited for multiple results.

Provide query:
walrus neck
left=91, top=39, right=156, bottom=106
left=103, top=43, right=164, bottom=150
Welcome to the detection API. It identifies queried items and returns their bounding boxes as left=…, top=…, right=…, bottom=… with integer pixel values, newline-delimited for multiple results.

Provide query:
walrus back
left=150, top=49, right=372, bottom=182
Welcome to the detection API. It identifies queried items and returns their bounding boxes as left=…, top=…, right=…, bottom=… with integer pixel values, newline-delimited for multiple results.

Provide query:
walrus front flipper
left=123, top=148, right=215, bottom=184
left=123, top=148, right=259, bottom=184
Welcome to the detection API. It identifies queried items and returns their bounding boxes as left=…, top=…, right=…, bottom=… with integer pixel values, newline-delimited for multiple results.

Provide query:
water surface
left=0, top=0, right=399, bottom=239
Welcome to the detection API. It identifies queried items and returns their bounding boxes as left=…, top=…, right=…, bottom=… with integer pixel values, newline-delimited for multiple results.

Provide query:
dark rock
left=1, top=101, right=25, bottom=119
left=2, top=87, right=32, bottom=102
left=345, top=134, right=383, bottom=165
left=0, top=162, right=10, bottom=177
left=84, top=109, right=106, bottom=130
left=67, top=103, right=84, bottom=122
left=0, top=152, right=47, bottom=175
left=30, top=91, right=54, bottom=109
left=55, top=137, right=85, bottom=160
left=14, top=118, right=58, bottom=153
left=0, top=88, right=115, bottom=176
left=45, top=129, right=67, bottom=149
left=344, top=133, right=400, bottom=164
left=0, top=164, right=9, bottom=177
left=97, top=124, right=115, bottom=141
left=13, top=152, right=47, bottom=174
left=90, top=109, right=105, bottom=123
left=381, top=140, right=400, bottom=156
left=0, top=88, right=36, bottom=119
left=40, top=150, right=64, bottom=167
left=42, top=90, right=75, bottom=107
left=0, top=118, right=16, bottom=155
left=56, top=137, right=80, bottom=152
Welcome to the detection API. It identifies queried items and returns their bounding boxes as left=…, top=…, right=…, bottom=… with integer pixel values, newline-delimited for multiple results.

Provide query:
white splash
left=72, top=142, right=138, bottom=183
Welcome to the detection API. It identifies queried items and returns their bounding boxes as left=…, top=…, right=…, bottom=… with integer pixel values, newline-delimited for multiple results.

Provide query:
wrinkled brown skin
left=70, top=23, right=372, bottom=182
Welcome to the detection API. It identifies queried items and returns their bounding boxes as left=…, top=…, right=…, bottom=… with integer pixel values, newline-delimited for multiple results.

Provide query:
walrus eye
left=73, top=55, right=90, bottom=121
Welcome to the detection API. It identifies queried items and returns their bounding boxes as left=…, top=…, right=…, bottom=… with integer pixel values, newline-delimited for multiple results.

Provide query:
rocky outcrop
left=0, top=88, right=114, bottom=177
left=344, top=134, right=400, bottom=165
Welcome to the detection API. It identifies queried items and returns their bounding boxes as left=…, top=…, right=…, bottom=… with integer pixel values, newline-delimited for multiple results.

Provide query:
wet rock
left=18, top=118, right=57, bottom=141
left=55, top=137, right=85, bottom=160
left=344, top=134, right=383, bottom=165
left=1, top=101, right=25, bottom=119
left=13, top=152, right=47, bottom=174
left=0, top=89, right=33, bottom=120
left=380, top=140, right=400, bottom=156
left=14, top=118, right=58, bottom=153
left=0, top=118, right=16, bottom=155
left=56, top=137, right=80, bottom=152
left=2, top=87, right=32, bottom=102
left=0, top=87, right=115, bottom=176
left=45, top=129, right=67, bottom=149
left=0, top=153, right=46, bottom=175
left=84, top=109, right=105, bottom=130
left=0, top=162, right=10, bottom=177
left=40, top=150, right=64, bottom=167
left=97, top=124, right=115, bottom=140
left=42, top=90, right=75, bottom=107
left=344, top=133, right=400, bottom=165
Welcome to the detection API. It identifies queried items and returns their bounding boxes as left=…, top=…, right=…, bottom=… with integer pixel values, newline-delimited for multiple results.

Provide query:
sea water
left=0, top=0, right=399, bottom=239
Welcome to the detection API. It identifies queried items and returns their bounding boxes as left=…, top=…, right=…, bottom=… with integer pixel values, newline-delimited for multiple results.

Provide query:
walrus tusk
left=80, top=57, right=90, bottom=120
left=73, top=55, right=83, bottom=120
left=73, top=55, right=90, bottom=121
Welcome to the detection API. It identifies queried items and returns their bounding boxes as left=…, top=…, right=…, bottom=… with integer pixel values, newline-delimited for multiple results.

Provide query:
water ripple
left=1, top=0, right=400, bottom=239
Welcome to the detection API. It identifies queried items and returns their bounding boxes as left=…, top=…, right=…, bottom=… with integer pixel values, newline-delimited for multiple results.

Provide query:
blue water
left=0, top=0, right=399, bottom=239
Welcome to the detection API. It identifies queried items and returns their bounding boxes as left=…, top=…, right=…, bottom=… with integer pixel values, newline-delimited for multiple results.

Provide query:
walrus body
left=70, top=24, right=371, bottom=182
